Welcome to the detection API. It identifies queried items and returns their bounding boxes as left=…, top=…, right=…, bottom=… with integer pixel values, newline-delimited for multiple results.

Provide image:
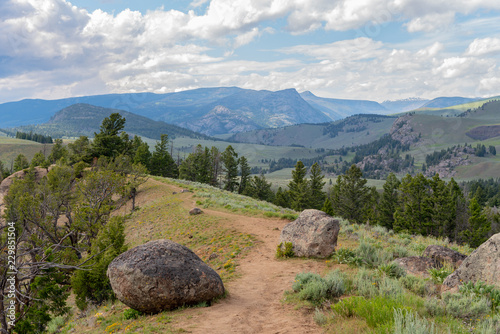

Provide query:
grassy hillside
left=46, top=176, right=498, bottom=334
left=228, top=115, right=396, bottom=149
left=0, top=136, right=53, bottom=168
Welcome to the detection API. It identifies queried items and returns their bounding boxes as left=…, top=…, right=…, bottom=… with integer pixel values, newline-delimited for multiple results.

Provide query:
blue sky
left=0, top=0, right=499, bottom=104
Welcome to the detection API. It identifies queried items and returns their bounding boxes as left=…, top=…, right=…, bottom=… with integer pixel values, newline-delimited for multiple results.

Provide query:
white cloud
left=465, top=37, right=500, bottom=56
left=405, top=12, right=455, bottom=33
left=1, top=0, right=500, bottom=103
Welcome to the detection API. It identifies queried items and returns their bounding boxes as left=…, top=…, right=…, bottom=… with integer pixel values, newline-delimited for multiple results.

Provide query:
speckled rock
left=107, top=239, right=224, bottom=313
left=443, top=233, right=500, bottom=293
left=279, top=209, right=339, bottom=258
left=393, top=256, right=441, bottom=278
left=423, top=245, right=467, bottom=269
left=189, top=208, right=203, bottom=215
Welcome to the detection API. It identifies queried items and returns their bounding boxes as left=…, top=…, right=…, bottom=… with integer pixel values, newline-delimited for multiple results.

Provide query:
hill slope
left=300, top=91, right=389, bottom=119
left=228, top=114, right=396, bottom=149
left=8, top=104, right=214, bottom=140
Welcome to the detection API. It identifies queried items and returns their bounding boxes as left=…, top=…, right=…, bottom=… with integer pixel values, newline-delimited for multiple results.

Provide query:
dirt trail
left=173, top=194, right=325, bottom=334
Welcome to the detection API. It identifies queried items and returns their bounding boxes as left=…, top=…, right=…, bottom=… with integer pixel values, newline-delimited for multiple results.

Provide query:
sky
left=0, top=0, right=500, bottom=104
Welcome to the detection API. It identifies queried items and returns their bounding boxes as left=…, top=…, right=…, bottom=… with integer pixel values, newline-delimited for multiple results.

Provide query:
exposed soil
left=153, top=181, right=325, bottom=333
left=176, top=208, right=324, bottom=334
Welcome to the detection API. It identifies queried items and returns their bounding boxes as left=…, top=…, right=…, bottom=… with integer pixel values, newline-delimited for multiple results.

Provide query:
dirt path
left=173, top=194, right=325, bottom=334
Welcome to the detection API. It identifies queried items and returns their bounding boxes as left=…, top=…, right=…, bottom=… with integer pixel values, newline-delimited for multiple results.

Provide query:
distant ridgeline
left=1, top=129, right=54, bottom=143
left=323, top=114, right=395, bottom=138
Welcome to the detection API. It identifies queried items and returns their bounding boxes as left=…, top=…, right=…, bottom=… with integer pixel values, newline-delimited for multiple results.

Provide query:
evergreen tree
left=377, top=173, right=400, bottom=230
left=274, top=186, right=291, bottom=208
left=331, top=165, right=371, bottom=224
left=394, top=173, right=433, bottom=234
left=288, top=161, right=310, bottom=211
left=309, top=162, right=326, bottom=209
left=30, top=151, right=46, bottom=168
left=462, top=197, right=491, bottom=247
left=244, top=174, right=274, bottom=202
left=13, top=153, right=29, bottom=171
left=321, top=197, right=335, bottom=216
left=91, top=113, right=127, bottom=159
left=429, top=174, right=453, bottom=237
left=221, top=145, right=239, bottom=192
left=150, top=134, right=178, bottom=178
left=133, top=142, right=151, bottom=171
left=48, top=138, right=69, bottom=163
left=238, top=156, right=251, bottom=194
left=68, top=136, right=92, bottom=164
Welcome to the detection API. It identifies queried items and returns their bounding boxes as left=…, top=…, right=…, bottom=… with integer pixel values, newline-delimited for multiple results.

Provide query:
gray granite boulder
left=107, top=239, right=224, bottom=313
left=443, top=233, right=500, bottom=292
left=393, top=256, right=441, bottom=278
left=279, top=209, right=339, bottom=258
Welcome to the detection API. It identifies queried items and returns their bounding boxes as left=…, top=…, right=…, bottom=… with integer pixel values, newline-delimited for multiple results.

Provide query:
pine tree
left=462, top=197, right=491, bottom=248
left=288, top=161, right=310, bottom=211
left=321, top=197, right=335, bottom=216
left=394, top=173, right=432, bottom=234
left=377, top=173, right=400, bottom=230
left=274, top=187, right=290, bottom=208
left=332, top=165, right=371, bottom=224
left=238, top=156, right=251, bottom=194
left=309, top=162, right=326, bottom=209
left=150, top=134, right=178, bottom=178
left=91, top=113, right=127, bottom=159
left=244, top=174, right=274, bottom=201
left=221, top=145, right=239, bottom=192
left=133, top=142, right=151, bottom=171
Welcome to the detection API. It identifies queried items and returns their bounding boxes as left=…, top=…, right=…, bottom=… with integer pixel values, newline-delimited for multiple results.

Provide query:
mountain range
left=0, top=87, right=487, bottom=136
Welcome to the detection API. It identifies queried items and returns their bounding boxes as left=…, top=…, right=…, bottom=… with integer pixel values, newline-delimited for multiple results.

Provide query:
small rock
left=393, top=256, right=441, bottom=278
left=172, top=192, right=177, bottom=195
left=208, top=253, right=218, bottom=260
left=189, top=208, right=203, bottom=215
left=181, top=189, right=191, bottom=193
left=423, top=245, right=466, bottom=269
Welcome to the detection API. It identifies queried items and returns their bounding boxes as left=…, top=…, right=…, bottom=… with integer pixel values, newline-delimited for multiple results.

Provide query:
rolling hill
left=228, top=114, right=396, bottom=149
left=3, top=104, right=214, bottom=141
left=300, top=91, right=389, bottom=119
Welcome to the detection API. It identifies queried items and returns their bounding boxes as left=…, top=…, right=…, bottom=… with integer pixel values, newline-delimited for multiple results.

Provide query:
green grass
left=164, top=177, right=296, bottom=219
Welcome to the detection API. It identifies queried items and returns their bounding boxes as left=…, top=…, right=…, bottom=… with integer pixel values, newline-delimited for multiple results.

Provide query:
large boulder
left=443, top=233, right=500, bottom=292
left=393, top=256, right=441, bottom=278
left=0, top=167, right=48, bottom=195
left=107, top=239, right=224, bottom=313
left=423, top=245, right=467, bottom=269
left=279, top=209, right=340, bottom=258
left=189, top=208, right=203, bottom=215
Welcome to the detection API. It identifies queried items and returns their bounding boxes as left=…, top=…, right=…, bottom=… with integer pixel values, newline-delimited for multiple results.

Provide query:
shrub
left=424, top=297, right=445, bottom=317
left=427, top=263, right=454, bottom=284
left=442, top=292, right=490, bottom=319
left=476, top=314, right=500, bottom=334
left=378, top=277, right=404, bottom=299
left=459, top=280, right=500, bottom=311
left=356, top=240, right=392, bottom=268
left=123, top=308, right=142, bottom=320
left=399, top=275, right=426, bottom=297
left=276, top=242, right=294, bottom=258
left=46, top=316, right=66, bottom=334
left=393, top=308, right=436, bottom=334
left=313, top=308, right=328, bottom=325
left=354, top=268, right=380, bottom=299
left=391, top=245, right=410, bottom=259
left=378, top=263, right=406, bottom=279
left=292, top=270, right=346, bottom=304
left=333, top=247, right=361, bottom=266
left=72, top=216, right=128, bottom=310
